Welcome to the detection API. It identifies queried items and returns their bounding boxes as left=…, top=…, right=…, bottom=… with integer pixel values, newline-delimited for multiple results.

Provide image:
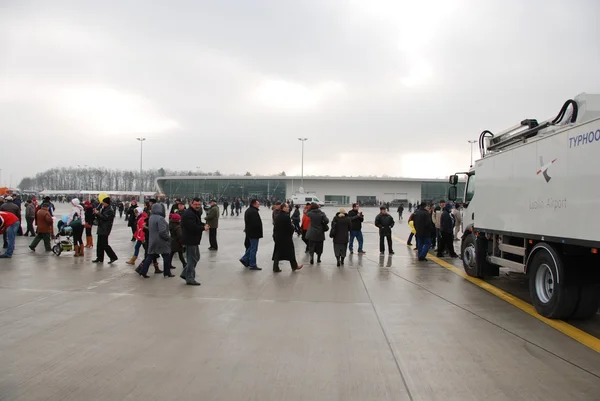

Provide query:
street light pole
left=468, top=140, right=477, bottom=167
left=298, top=138, right=307, bottom=190
left=137, top=137, right=146, bottom=202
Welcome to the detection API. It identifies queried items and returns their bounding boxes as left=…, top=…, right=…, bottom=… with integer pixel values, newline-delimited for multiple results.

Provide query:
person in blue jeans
left=347, top=203, right=366, bottom=254
left=412, top=203, right=433, bottom=261
left=240, top=199, right=263, bottom=271
left=0, top=211, right=21, bottom=258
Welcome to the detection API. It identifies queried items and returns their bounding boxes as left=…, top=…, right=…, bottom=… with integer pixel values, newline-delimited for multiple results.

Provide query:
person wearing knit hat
left=168, top=213, right=187, bottom=268
left=331, top=207, right=352, bottom=266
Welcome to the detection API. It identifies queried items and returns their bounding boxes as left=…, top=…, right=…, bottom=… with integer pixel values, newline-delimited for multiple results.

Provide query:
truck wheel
left=461, top=233, right=480, bottom=277
left=570, top=284, right=600, bottom=319
left=528, top=246, right=578, bottom=319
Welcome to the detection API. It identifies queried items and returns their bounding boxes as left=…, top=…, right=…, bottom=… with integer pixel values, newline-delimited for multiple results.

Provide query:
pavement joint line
left=355, top=256, right=415, bottom=401
left=366, top=222, right=600, bottom=354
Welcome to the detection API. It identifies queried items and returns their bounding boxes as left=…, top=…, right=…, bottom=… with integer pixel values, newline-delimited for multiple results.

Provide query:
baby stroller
left=53, top=216, right=74, bottom=256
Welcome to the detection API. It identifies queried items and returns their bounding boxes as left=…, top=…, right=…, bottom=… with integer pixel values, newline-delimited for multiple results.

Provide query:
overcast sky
left=1, top=0, right=599, bottom=186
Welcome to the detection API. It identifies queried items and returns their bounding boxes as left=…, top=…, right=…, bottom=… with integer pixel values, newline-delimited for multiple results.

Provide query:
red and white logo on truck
left=536, top=156, right=557, bottom=183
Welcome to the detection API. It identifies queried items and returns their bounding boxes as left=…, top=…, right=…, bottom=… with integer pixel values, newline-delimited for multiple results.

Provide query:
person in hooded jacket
left=438, top=203, right=459, bottom=258
left=331, top=208, right=352, bottom=266
left=84, top=201, right=95, bottom=248
left=291, top=204, right=301, bottom=236
left=67, top=198, right=85, bottom=257
left=136, top=203, right=174, bottom=278
left=272, top=203, right=303, bottom=272
left=306, top=203, right=329, bottom=265
left=126, top=207, right=145, bottom=265
left=169, top=213, right=187, bottom=268
left=135, top=203, right=163, bottom=274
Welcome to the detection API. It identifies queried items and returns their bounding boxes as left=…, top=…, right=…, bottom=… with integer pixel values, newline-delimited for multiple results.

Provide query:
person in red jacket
left=0, top=211, right=20, bottom=258
left=300, top=203, right=311, bottom=253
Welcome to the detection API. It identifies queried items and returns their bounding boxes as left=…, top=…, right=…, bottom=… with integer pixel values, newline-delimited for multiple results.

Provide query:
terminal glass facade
left=158, top=178, right=286, bottom=200
left=420, top=181, right=466, bottom=203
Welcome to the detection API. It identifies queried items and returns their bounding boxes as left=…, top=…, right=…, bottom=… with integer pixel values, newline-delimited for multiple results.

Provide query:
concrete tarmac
left=0, top=204, right=599, bottom=401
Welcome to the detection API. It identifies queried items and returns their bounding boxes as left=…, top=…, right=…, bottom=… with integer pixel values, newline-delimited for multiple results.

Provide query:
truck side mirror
left=448, top=186, right=458, bottom=201
left=448, top=175, right=459, bottom=185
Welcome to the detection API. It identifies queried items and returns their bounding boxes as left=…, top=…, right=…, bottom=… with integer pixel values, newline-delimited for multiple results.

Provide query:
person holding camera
left=347, top=203, right=366, bottom=254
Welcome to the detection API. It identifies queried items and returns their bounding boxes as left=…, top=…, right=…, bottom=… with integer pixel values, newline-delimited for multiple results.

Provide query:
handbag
left=329, top=222, right=336, bottom=238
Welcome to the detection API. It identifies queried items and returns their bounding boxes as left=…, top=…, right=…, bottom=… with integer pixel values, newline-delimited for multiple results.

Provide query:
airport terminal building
left=156, top=176, right=464, bottom=205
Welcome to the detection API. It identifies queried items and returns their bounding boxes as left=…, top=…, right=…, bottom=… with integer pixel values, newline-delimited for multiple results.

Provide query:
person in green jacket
left=205, top=199, right=219, bottom=251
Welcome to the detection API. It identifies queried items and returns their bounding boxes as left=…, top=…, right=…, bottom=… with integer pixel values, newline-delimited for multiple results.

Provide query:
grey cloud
left=1, top=0, right=600, bottom=186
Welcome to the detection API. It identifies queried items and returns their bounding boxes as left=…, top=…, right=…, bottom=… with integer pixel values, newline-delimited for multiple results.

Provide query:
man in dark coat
left=331, top=208, right=352, bottom=266
left=375, top=206, right=395, bottom=255
left=92, top=197, right=118, bottom=264
left=413, top=203, right=433, bottom=261
left=180, top=198, right=207, bottom=285
left=347, top=203, right=365, bottom=254
left=205, top=199, right=219, bottom=251
left=438, top=203, right=459, bottom=258
left=239, top=199, right=263, bottom=270
left=136, top=203, right=174, bottom=278
left=306, top=203, right=329, bottom=265
left=126, top=200, right=138, bottom=241
left=272, top=203, right=303, bottom=272
left=397, top=204, right=404, bottom=220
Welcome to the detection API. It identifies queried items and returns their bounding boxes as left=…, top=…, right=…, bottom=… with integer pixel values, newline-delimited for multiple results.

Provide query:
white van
left=291, top=194, right=324, bottom=206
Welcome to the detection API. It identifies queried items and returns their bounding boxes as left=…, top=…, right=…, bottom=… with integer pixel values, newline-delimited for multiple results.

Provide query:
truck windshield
left=465, top=174, right=475, bottom=203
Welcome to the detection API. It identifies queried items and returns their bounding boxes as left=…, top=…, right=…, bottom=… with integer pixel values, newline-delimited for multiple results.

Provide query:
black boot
left=341, top=257, right=345, bottom=265
left=336, top=256, right=340, bottom=267
left=317, top=255, right=322, bottom=264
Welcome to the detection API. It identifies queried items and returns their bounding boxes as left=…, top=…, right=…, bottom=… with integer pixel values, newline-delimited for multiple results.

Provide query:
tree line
left=17, top=167, right=287, bottom=191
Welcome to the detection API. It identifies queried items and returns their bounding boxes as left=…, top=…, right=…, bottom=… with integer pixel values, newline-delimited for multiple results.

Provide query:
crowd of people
left=406, top=200, right=462, bottom=261
left=0, top=193, right=462, bottom=285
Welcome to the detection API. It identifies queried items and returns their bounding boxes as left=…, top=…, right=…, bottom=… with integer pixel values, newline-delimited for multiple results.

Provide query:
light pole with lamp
left=137, top=137, right=146, bottom=203
left=468, top=140, right=477, bottom=167
left=298, top=138, right=307, bottom=191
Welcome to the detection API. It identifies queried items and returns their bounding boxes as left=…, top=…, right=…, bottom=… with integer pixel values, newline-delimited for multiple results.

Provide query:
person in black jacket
left=291, top=204, right=301, bottom=236
left=374, top=206, right=395, bottom=255
left=413, top=203, right=433, bottom=261
left=239, top=199, right=263, bottom=270
left=126, top=200, right=138, bottom=241
left=180, top=198, right=208, bottom=286
left=331, top=208, right=352, bottom=266
left=272, top=203, right=303, bottom=272
left=438, top=203, right=458, bottom=258
left=347, top=203, right=365, bottom=254
left=92, top=197, right=118, bottom=264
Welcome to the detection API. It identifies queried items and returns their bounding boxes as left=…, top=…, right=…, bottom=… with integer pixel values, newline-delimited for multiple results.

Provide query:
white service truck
left=448, top=93, right=600, bottom=320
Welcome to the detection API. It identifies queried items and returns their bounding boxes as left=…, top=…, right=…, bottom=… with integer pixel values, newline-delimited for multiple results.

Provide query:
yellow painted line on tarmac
left=384, top=231, right=600, bottom=353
